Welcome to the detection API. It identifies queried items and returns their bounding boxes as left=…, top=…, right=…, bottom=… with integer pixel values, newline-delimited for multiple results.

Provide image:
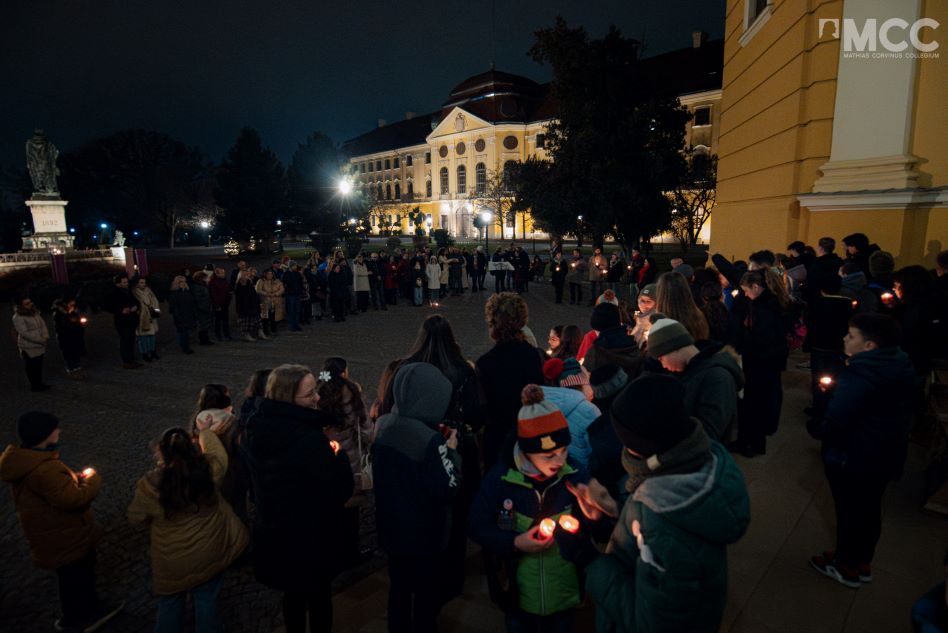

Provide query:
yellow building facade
left=342, top=36, right=724, bottom=241
left=712, top=0, right=947, bottom=266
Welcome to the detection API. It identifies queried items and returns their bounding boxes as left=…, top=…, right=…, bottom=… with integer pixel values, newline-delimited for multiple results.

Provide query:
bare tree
left=670, top=151, right=717, bottom=249
left=468, top=168, right=515, bottom=241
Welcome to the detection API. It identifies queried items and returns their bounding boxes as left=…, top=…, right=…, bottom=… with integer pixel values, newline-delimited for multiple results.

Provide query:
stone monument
left=22, top=129, right=75, bottom=251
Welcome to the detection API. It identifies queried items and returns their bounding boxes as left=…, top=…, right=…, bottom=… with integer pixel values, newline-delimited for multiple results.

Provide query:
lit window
left=475, top=162, right=486, bottom=194
left=426, top=180, right=433, bottom=197
left=440, top=167, right=449, bottom=194
left=457, top=165, right=467, bottom=194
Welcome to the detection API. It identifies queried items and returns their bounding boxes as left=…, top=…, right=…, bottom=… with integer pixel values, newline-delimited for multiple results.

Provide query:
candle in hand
left=81, top=467, right=95, bottom=478
left=329, top=441, right=340, bottom=455
left=558, top=514, right=580, bottom=534
left=819, top=376, right=834, bottom=387
left=79, top=317, right=88, bottom=325
left=731, top=289, right=740, bottom=298
left=538, top=518, right=556, bottom=539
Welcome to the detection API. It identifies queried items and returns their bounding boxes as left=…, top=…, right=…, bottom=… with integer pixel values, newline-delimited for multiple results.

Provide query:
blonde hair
left=485, top=292, right=528, bottom=343
left=655, top=272, right=710, bottom=340
left=265, top=364, right=313, bottom=403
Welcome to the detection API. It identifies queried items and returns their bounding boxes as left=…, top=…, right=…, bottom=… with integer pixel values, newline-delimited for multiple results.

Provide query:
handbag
left=354, top=426, right=373, bottom=491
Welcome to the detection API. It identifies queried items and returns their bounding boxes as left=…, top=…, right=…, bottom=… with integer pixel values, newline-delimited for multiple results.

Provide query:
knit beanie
left=869, top=250, right=895, bottom=277
left=673, top=263, right=695, bottom=280
left=646, top=318, right=695, bottom=358
left=610, top=374, right=694, bottom=457
left=639, top=283, right=657, bottom=301
left=17, top=411, right=60, bottom=448
left=589, top=364, right=628, bottom=401
left=590, top=302, right=621, bottom=332
left=518, top=385, right=571, bottom=453
left=543, top=357, right=589, bottom=388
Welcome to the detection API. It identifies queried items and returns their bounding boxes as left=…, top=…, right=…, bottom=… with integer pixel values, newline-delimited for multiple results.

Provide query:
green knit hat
left=647, top=318, right=695, bottom=358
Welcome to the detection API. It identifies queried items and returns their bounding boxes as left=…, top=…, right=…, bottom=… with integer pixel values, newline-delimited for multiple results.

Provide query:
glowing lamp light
left=200, top=221, right=210, bottom=229
left=338, top=178, right=354, bottom=196
left=68, top=227, right=76, bottom=234
left=329, top=440, right=340, bottom=455
left=819, top=375, right=834, bottom=387
left=538, top=518, right=556, bottom=539
left=99, top=222, right=108, bottom=229
left=81, top=467, right=95, bottom=478
left=558, top=515, right=580, bottom=534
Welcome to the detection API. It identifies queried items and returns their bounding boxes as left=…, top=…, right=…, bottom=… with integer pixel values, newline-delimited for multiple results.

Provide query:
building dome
left=440, top=68, right=545, bottom=123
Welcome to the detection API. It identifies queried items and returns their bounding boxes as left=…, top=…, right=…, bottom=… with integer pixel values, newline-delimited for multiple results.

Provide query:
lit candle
left=819, top=375, right=834, bottom=387
left=571, top=263, right=576, bottom=268
left=81, top=467, right=95, bottom=478
left=731, top=289, right=739, bottom=298
left=851, top=300, right=858, bottom=309
left=558, top=514, right=579, bottom=534
left=79, top=317, right=88, bottom=325
left=329, top=440, right=340, bottom=455
left=538, top=518, right=556, bottom=539
left=881, top=292, right=894, bottom=302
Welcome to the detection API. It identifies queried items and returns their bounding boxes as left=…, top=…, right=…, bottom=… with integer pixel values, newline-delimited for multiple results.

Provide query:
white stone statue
left=114, top=230, right=126, bottom=247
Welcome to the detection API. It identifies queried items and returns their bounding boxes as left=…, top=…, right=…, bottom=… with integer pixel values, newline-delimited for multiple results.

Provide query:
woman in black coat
left=241, top=364, right=354, bottom=633
left=727, top=270, right=789, bottom=457
left=234, top=270, right=263, bottom=341
left=167, top=275, right=198, bottom=353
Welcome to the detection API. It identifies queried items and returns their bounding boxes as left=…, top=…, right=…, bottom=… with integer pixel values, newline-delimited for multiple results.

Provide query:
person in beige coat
left=128, top=427, right=248, bottom=632
left=133, top=277, right=161, bottom=361
left=255, top=269, right=285, bottom=337
left=13, top=295, right=50, bottom=392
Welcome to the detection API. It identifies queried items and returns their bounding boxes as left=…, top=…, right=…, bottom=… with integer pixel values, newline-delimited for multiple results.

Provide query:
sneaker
left=857, top=563, right=872, bottom=583
left=810, top=553, right=860, bottom=588
left=242, top=334, right=256, bottom=342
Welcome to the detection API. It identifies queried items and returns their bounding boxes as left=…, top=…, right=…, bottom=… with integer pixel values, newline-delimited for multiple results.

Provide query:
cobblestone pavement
left=0, top=272, right=579, bottom=632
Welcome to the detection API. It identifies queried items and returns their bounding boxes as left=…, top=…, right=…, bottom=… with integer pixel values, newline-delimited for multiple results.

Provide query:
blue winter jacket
left=541, top=386, right=600, bottom=469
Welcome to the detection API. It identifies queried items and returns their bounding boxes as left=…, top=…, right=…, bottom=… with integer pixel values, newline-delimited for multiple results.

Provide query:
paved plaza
left=1, top=265, right=945, bottom=632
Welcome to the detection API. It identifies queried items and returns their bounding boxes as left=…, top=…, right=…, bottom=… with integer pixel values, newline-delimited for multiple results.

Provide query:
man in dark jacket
left=806, top=237, right=844, bottom=305
left=646, top=318, right=743, bottom=441
left=373, top=362, right=461, bottom=633
left=208, top=267, right=233, bottom=341
left=838, top=262, right=879, bottom=314
left=810, top=313, right=916, bottom=589
left=104, top=274, right=141, bottom=368
left=803, top=273, right=853, bottom=420
left=842, top=233, right=880, bottom=279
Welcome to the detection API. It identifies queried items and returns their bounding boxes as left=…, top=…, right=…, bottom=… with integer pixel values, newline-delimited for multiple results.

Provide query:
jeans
left=370, top=282, right=385, bottom=309
left=22, top=351, right=44, bottom=389
left=56, top=548, right=99, bottom=628
left=138, top=334, right=156, bottom=355
left=285, top=295, right=301, bottom=330
left=505, top=609, right=573, bottom=633
left=825, top=465, right=889, bottom=567
left=155, top=573, right=223, bottom=633
left=413, top=287, right=423, bottom=306
left=213, top=308, right=231, bottom=339
left=387, top=554, right=442, bottom=633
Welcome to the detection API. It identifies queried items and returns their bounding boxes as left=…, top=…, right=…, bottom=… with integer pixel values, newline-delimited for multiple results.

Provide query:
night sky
left=1, top=0, right=723, bottom=168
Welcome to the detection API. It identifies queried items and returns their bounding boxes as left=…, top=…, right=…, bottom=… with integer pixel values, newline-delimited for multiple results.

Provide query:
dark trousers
left=738, top=367, right=783, bottom=452
left=213, top=307, right=231, bottom=339
left=589, top=280, right=602, bottom=303
left=387, top=553, right=442, bottom=633
left=569, top=283, right=583, bottom=304
left=330, top=295, right=346, bottom=322
left=810, top=349, right=843, bottom=418
left=22, top=352, right=44, bottom=389
left=552, top=282, right=564, bottom=304
left=117, top=325, right=136, bottom=363
left=476, top=271, right=486, bottom=291
left=56, top=549, right=99, bottom=627
left=493, top=273, right=504, bottom=293
left=282, top=582, right=332, bottom=633
left=505, top=609, right=573, bottom=633
left=356, top=291, right=370, bottom=312
left=370, top=283, right=385, bottom=309
left=176, top=328, right=192, bottom=351
left=825, top=465, right=889, bottom=568
left=285, top=296, right=301, bottom=329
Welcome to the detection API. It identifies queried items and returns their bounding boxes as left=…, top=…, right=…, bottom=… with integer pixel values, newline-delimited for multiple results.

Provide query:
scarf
left=622, top=421, right=711, bottom=494
left=512, top=443, right=544, bottom=479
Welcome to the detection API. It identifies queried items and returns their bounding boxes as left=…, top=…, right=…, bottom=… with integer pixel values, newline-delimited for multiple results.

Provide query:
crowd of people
left=4, top=232, right=948, bottom=633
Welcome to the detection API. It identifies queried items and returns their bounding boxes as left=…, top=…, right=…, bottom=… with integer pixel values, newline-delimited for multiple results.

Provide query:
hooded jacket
left=240, top=399, right=354, bottom=590
left=678, top=343, right=744, bottom=441
left=541, top=386, right=600, bottom=469
left=372, top=362, right=460, bottom=556
left=13, top=306, right=49, bottom=358
left=586, top=442, right=750, bottom=633
left=0, top=444, right=102, bottom=569
left=821, top=346, right=917, bottom=477
left=127, top=429, right=249, bottom=595
left=838, top=272, right=879, bottom=315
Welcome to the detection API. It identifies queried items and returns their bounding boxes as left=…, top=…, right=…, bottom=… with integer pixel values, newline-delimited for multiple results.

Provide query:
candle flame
left=82, top=467, right=95, bottom=478
left=538, top=518, right=556, bottom=538
left=731, top=289, right=739, bottom=298
left=329, top=440, right=340, bottom=455
left=819, top=376, right=833, bottom=386
left=558, top=514, right=579, bottom=533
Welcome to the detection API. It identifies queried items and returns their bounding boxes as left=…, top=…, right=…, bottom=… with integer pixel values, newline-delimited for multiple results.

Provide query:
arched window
left=503, top=160, right=518, bottom=192
left=440, top=167, right=449, bottom=194
left=426, top=180, right=433, bottom=197
left=377, top=184, right=383, bottom=200
left=407, top=181, right=414, bottom=198
left=475, top=162, right=487, bottom=194
left=692, top=145, right=710, bottom=176
left=385, top=184, right=392, bottom=200
left=457, top=165, right=467, bottom=195
left=394, top=183, right=401, bottom=199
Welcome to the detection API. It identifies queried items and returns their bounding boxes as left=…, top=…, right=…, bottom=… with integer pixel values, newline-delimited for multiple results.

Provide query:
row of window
left=359, top=152, right=432, bottom=174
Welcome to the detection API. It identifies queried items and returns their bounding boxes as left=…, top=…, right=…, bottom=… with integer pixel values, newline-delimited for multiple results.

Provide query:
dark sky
left=1, top=0, right=723, bottom=168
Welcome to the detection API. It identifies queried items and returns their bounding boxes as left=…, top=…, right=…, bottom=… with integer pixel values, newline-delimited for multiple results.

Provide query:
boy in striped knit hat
left=469, top=385, right=614, bottom=632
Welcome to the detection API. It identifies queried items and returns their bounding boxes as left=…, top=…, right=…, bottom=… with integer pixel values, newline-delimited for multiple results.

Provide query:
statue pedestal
left=24, top=198, right=74, bottom=251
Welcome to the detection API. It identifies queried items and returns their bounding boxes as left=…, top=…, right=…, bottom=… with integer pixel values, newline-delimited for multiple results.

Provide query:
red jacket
left=208, top=275, right=233, bottom=308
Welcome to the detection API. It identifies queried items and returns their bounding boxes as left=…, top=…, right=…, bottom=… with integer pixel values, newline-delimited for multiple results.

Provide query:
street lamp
left=338, top=178, right=354, bottom=196
left=481, top=211, right=493, bottom=252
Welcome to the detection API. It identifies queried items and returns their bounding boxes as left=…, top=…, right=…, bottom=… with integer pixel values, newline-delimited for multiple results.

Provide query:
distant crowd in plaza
left=5, top=231, right=948, bottom=633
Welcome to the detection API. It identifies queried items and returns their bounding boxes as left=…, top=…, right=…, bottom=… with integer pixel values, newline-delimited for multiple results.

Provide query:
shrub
left=431, top=229, right=454, bottom=249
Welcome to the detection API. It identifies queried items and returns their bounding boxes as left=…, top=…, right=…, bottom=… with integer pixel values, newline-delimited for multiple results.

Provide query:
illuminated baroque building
left=341, top=33, right=724, bottom=240
left=712, top=0, right=947, bottom=266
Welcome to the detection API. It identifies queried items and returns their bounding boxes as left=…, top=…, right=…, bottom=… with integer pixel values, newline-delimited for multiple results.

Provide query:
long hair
left=156, top=427, right=217, bottom=520
left=316, top=374, right=367, bottom=433
left=195, top=384, right=230, bottom=412
left=265, top=364, right=313, bottom=403
left=323, top=357, right=348, bottom=380
left=246, top=369, right=271, bottom=398
left=403, top=315, right=468, bottom=385
left=553, top=325, right=584, bottom=360
left=485, top=292, right=528, bottom=343
left=655, top=272, right=710, bottom=340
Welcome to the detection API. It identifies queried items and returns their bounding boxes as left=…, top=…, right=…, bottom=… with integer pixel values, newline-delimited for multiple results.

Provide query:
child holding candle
left=0, top=411, right=124, bottom=632
left=469, top=385, right=613, bottom=633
